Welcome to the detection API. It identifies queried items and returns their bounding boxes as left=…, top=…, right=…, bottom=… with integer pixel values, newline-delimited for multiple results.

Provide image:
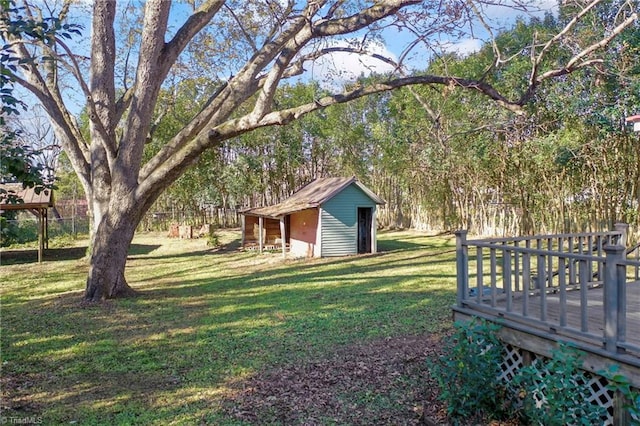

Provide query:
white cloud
left=443, top=38, right=484, bottom=56
left=479, top=0, right=559, bottom=24
left=306, top=39, right=398, bottom=90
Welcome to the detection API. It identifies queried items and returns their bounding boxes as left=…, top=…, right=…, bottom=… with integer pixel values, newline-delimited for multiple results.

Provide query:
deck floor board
left=488, top=281, right=640, bottom=349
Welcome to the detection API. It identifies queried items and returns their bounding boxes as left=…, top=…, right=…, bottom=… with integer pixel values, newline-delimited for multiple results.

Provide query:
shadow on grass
left=130, top=237, right=243, bottom=261
left=215, top=236, right=242, bottom=252
left=378, top=231, right=455, bottom=253
left=1, top=243, right=162, bottom=266
left=0, top=246, right=88, bottom=265
left=1, top=231, right=458, bottom=424
left=127, top=244, right=162, bottom=256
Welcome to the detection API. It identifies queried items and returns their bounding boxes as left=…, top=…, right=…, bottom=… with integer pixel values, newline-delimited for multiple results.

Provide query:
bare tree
left=7, top=104, right=62, bottom=183
left=1, top=0, right=636, bottom=301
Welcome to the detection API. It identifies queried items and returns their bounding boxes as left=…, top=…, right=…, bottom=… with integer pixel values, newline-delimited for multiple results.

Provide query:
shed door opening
left=357, top=207, right=373, bottom=254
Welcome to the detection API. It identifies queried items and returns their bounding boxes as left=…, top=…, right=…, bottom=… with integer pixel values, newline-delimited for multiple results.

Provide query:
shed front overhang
left=241, top=204, right=320, bottom=220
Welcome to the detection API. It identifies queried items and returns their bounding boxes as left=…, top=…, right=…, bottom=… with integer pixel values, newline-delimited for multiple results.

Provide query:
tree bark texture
left=85, top=213, right=138, bottom=301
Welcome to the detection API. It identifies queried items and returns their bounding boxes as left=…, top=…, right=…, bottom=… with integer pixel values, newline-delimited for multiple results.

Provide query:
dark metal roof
left=0, top=183, right=54, bottom=210
left=242, top=177, right=385, bottom=219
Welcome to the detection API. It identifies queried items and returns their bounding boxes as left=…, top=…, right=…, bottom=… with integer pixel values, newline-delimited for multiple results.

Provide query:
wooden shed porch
left=241, top=214, right=290, bottom=255
left=453, top=225, right=640, bottom=424
left=0, top=184, right=54, bottom=263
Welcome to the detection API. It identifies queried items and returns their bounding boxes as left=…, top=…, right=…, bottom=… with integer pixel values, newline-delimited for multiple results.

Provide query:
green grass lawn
left=1, top=229, right=457, bottom=425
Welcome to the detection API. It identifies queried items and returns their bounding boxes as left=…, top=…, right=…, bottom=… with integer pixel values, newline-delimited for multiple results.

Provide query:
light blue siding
left=320, top=183, right=377, bottom=257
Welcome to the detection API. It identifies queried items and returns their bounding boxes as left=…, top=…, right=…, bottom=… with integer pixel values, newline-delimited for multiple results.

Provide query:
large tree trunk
left=84, top=205, right=139, bottom=301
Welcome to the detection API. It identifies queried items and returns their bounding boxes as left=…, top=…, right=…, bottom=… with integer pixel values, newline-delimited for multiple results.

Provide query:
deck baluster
left=490, top=248, right=497, bottom=307
left=476, top=247, right=483, bottom=304
left=568, top=236, right=576, bottom=285
left=579, top=259, right=589, bottom=332
left=514, top=241, right=520, bottom=292
left=559, top=257, right=567, bottom=328
left=596, top=236, right=604, bottom=281
left=538, top=252, right=547, bottom=322
left=504, top=246, right=512, bottom=312
left=587, top=235, right=594, bottom=282
left=523, top=245, right=531, bottom=317
left=547, top=237, right=553, bottom=290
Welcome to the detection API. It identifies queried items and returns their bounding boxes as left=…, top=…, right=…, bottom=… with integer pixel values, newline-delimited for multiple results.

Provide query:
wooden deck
left=453, top=226, right=640, bottom=389
left=458, top=281, right=640, bottom=358
left=513, top=281, right=640, bottom=346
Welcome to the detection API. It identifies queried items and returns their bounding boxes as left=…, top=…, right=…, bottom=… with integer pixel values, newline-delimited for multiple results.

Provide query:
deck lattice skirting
left=498, top=343, right=615, bottom=425
left=452, top=224, right=640, bottom=424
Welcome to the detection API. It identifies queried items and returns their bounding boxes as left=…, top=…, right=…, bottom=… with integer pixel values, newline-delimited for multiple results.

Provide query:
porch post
left=37, top=208, right=44, bottom=263
left=455, top=230, right=469, bottom=307
left=371, top=208, right=378, bottom=254
left=603, top=244, right=625, bottom=353
left=241, top=215, right=246, bottom=248
left=44, top=208, right=49, bottom=249
left=279, top=217, right=286, bottom=259
left=259, top=216, right=264, bottom=254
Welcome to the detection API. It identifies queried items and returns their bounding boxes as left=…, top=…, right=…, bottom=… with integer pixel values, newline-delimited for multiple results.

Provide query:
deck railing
left=454, top=223, right=640, bottom=358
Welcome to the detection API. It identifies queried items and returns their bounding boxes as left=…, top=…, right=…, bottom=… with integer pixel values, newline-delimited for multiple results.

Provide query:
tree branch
left=157, top=0, right=225, bottom=84
left=223, top=3, right=259, bottom=54
left=139, top=2, right=320, bottom=180
left=6, top=30, right=91, bottom=183
left=563, top=12, right=638, bottom=71
left=255, top=75, right=525, bottom=127
left=136, top=72, right=525, bottom=201
left=313, top=0, right=421, bottom=37
left=117, top=0, right=171, bottom=182
left=520, top=8, right=638, bottom=104
left=56, top=36, right=116, bottom=164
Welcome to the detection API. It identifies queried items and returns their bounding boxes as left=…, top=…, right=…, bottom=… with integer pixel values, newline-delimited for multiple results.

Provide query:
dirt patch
left=0, top=372, right=44, bottom=415
left=222, top=333, right=450, bottom=425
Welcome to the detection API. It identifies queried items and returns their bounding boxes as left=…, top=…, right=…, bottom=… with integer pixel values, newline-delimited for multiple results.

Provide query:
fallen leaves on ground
left=222, top=332, right=450, bottom=425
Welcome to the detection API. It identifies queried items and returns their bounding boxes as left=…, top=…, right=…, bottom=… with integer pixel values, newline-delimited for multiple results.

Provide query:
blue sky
left=13, top=0, right=560, bottom=120
left=308, top=0, right=559, bottom=88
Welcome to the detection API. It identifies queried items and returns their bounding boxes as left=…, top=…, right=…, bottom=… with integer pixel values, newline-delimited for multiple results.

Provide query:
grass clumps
left=1, top=230, right=457, bottom=425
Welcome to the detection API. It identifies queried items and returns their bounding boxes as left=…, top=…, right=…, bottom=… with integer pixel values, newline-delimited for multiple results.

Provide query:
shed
left=241, top=177, right=385, bottom=258
left=0, top=183, right=54, bottom=262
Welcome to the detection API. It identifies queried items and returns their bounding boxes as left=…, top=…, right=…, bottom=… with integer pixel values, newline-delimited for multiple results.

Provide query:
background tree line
left=84, top=6, right=637, bottom=238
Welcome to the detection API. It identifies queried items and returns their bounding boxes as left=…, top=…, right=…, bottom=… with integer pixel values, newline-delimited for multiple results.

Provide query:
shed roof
left=0, top=183, right=54, bottom=210
left=626, top=115, right=640, bottom=123
left=243, top=177, right=385, bottom=219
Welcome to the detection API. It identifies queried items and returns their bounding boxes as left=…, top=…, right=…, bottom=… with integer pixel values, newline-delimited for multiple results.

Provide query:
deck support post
left=455, top=230, right=469, bottom=307
left=604, top=244, right=626, bottom=353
